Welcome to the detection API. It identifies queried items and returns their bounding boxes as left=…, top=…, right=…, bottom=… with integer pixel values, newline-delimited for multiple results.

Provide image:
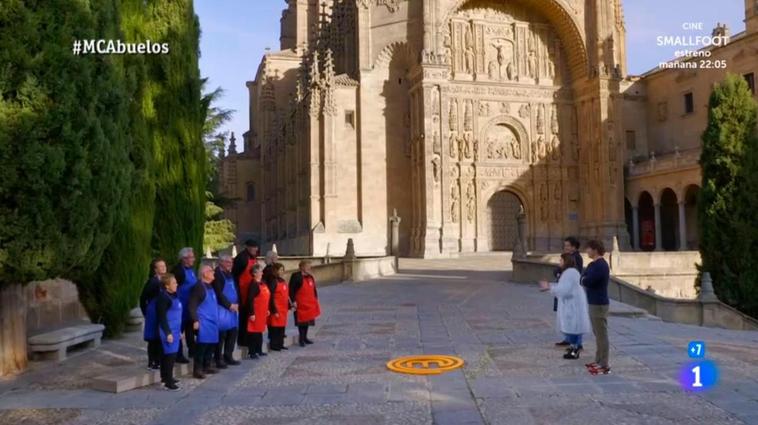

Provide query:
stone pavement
left=1, top=254, right=757, bottom=425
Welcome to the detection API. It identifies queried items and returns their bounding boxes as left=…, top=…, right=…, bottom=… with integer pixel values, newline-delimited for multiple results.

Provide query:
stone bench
left=28, top=324, right=105, bottom=362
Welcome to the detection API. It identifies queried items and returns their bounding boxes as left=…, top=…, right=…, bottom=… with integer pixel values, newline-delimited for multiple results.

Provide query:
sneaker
left=257, top=352, right=267, bottom=356
left=164, top=382, right=180, bottom=391
left=585, top=362, right=599, bottom=369
left=304, top=339, right=314, bottom=345
left=555, top=341, right=570, bottom=347
left=563, top=348, right=580, bottom=360
left=589, top=366, right=612, bottom=375
left=248, top=353, right=259, bottom=360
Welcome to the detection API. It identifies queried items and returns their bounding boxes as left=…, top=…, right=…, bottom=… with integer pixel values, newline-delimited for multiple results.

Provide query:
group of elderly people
left=139, top=240, right=321, bottom=390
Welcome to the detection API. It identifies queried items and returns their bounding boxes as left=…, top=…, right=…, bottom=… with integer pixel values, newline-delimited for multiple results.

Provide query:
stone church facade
left=219, top=0, right=758, bottom=257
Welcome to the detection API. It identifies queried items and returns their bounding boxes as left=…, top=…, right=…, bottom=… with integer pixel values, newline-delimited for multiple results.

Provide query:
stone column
left=678, top=201, right=687, bottom=251
left=654, top=202, right=662, bottom=251
left=632, top=206, right=640, bottom=251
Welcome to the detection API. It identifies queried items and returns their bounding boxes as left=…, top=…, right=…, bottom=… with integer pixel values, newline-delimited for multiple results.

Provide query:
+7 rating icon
left=688, top=341, right=706, bottom=358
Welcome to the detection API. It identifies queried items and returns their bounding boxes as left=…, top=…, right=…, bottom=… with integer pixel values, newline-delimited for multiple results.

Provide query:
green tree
left=204, top=192, right=235, bottom=255
left=699, top=73, right=758, bottom=316
left=149, top=0, right=207, bottom=263
left=75, top=0, right=158, bottom=335
left=202, top=82, right=234, bottom=196
left=0, top=0, right=132, bottom=368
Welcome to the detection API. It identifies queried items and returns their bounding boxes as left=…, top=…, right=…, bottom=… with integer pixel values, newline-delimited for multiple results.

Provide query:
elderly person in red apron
left=289, top=260, right=321, bottom=347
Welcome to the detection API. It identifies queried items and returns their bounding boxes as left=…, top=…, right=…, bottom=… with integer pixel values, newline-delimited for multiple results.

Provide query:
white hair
left=178, top=247, right=194, bottom=260
left=200, top=265, right=213, bottom=274
left=265, top=250, right=278, bottom=264
left=219, top=253, right=232, bottom=262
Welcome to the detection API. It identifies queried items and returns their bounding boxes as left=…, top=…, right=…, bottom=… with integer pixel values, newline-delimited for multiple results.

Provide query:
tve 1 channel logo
left=679, top=341, right=719, bottom=392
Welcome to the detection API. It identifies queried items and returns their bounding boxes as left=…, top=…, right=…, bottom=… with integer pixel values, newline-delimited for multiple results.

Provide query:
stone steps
left=91, top=335, right=299, bottom=393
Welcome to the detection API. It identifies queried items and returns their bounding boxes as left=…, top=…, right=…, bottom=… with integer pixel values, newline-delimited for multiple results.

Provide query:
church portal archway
left=486, top=190, right=524, bottom=251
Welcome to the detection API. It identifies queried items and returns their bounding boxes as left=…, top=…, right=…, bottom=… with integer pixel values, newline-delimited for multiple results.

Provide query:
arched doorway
left=684, top=185, right=700, bottom=249
left=660, top=188, right=679, bottom=251
left=486, top=190, right=523, bottom=251
left=638, top=191, right=655, bottom=251
left=624, top=198, right=634, bottom=249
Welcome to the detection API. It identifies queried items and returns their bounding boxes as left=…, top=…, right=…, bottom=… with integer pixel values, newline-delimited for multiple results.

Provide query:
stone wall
left=25, top=279, right=89, bottom=334
left=528, top=251, right=701, bottom=299
left=512, top=257, right=758, bottom=331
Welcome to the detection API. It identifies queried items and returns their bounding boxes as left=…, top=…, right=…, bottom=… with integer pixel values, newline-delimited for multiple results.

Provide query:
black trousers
left=268, top=326, right=285, bottom=350
left=147, top=339, right=162, bottom=366
left=193, top=343, right=214, bottom=372
left=298, top=325, right=310, bottom=342
left=182, top=321, right=196, bottom=358
left=160, top=352, right=177, bottom=383
left=250, top=333, right=263, bottom=354
left=215, top=328, right=238, bottom=363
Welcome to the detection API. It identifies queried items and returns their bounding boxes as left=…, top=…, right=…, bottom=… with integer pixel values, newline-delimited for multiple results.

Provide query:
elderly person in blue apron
left=539, top=252, right=591, bottom=361
left=172, top=247, right=197, bottom=363
left=188, top=265, right=220, bottom=379
left=156, top=273, right=182, bottom=391
left=213, top=254, right=240, bottom=368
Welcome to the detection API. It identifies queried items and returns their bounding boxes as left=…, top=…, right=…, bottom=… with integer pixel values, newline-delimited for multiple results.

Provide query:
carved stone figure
left=528, top=50, right=537, bottom=79
left=479, top=102, right=490, bottom=117
left=550, top=104, right=559, bottom=134
left=519, top=104, right=530, bottom=119
left=466, top=181, right=476, bottom=222
left=464, top=101, right=473, bottom=131
left=511, top=134, right=522, bottom=159
left=449, top=132, right=458, bottom=159
left=451, top=184, right=460, bottom=223
left=536, top=104, right=545, bottom=135
left=550, top=135, right=561, bottom=161
left=464, top=133, right=473, bottom=159
left=449, top=99, right=458, bottom=131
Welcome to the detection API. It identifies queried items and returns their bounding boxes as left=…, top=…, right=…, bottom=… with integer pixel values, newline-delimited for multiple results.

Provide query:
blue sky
left=196, top=1, right=746, bottom=149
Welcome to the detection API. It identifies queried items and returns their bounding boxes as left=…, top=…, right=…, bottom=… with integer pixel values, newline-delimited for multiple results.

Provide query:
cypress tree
left=75, top=0, right=158, bottom=334
left=0, top=0, right=131, bottom=369
left=699, top=73, right=758, bottom=315
left=149, top=0, right=206, bottom=263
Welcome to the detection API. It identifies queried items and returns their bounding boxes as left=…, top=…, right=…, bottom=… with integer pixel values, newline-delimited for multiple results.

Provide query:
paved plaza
left=1, top=255, right=758, bottom=425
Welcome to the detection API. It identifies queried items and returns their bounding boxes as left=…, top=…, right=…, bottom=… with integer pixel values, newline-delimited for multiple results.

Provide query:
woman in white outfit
left=539, top=253, right=591, bottom=360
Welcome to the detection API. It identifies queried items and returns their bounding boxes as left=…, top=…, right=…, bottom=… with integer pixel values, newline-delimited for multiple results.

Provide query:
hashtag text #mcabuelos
left=72, top=39, right=169, bottom=55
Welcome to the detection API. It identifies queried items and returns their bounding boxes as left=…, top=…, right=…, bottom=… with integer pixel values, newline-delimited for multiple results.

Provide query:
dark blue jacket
left=582, top=257, right=610, bottom=305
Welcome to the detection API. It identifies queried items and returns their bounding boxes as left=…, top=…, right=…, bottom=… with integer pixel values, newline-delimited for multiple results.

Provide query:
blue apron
left=143, top=298, right=159, bottom=341
left=217, top=273, right=239, bottom=331
left=160, top=293, right=183, bottom=354
left=196, top=284, right=220, bottom=344
left=178, top=267, right=197, bottom=323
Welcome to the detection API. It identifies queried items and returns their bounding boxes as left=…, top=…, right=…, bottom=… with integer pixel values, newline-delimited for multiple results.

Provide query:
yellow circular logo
left=386, top=355, right=465, bottom=375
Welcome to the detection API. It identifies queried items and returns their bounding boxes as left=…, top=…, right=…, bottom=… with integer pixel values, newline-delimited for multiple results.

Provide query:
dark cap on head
left=244, top=239, right=258, bottom=247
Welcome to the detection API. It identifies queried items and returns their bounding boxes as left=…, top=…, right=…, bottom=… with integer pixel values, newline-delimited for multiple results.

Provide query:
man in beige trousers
left=581, top=240, right=611, bottom=375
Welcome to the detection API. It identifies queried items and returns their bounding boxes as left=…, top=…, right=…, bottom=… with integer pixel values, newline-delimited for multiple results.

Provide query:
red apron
left=268, top=279, right=289, bottom=327
left=238, top=258, right=256, bottom=305
left=296, top=274, right=321, bottom=323
left=247, top=282, right=270, bottom=333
